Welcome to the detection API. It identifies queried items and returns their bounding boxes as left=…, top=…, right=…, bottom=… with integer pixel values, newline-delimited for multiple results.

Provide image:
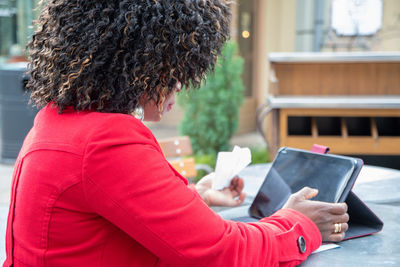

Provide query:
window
left=0, top=0, right=39, bottom=63
left=331, top=0, right=383, bottom=36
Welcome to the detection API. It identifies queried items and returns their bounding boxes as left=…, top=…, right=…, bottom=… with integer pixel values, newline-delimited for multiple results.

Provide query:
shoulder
left=86, top=112, right=159, bottom=149
left=33, top=104, right=160, bottom=153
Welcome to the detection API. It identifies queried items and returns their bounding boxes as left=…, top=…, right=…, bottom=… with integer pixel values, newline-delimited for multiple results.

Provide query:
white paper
left=212, top=146, right=251, bottom=190
left=312, top=243, right=340, bottom=254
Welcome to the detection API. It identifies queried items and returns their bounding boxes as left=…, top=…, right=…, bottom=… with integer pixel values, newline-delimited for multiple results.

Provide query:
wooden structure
left=158, top=135, right=214, bottom=180
left=258, top=52, right=400, bottom=157
left=158, top=136, right=197, bottom=178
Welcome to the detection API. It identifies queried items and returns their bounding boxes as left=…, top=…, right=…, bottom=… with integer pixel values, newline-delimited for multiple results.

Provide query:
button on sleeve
left=297, top=236, right=306, bottom=253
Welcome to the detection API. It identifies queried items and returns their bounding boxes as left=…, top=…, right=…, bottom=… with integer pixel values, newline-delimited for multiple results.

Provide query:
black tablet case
left=245, top=145, right=383, bottom=240
left=310, top=145, right=383, bottom=240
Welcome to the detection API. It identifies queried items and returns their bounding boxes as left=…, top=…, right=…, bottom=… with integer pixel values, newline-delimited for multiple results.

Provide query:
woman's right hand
left=282, top=187, right=349, bottom=242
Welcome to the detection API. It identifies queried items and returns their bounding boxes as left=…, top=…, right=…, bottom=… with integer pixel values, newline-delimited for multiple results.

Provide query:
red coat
left=4, top=104, right=321, bottom=267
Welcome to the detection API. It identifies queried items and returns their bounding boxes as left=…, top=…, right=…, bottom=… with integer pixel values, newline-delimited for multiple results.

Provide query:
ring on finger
left=334, top=223, right=342, bottom=233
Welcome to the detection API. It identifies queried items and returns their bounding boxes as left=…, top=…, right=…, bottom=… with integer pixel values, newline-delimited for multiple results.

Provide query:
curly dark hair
left=27, top=0, right=231, bottom=113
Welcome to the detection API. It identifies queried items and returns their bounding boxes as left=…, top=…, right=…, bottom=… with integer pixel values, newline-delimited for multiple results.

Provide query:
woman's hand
left=283, top=187, right=349, bottom=242
left=195, top=173, right=246, bottom=207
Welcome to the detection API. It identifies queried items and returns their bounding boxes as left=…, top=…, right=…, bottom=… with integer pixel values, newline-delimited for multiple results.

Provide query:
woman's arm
left=82, top=120, right=321, bottom=266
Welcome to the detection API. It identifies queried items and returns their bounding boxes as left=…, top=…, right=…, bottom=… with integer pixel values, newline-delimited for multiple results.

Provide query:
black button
left=297, top=236, right=306, bottom=253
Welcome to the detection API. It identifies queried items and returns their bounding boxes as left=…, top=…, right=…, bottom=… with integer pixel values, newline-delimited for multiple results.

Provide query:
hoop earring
left=133, top=105, right=144, bottom=121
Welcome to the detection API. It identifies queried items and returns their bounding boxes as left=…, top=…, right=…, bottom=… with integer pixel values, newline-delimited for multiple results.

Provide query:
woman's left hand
left=195, top=173, right=246, bottom=207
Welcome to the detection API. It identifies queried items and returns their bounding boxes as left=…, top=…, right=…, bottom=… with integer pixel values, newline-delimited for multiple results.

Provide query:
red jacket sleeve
left=82, top=118, right=321, bottom=267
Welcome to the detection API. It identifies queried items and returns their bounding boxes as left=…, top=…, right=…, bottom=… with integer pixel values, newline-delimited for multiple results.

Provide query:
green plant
left=178, top=41, right=244, bottom=155
left=249, top=147, right=270, bottom=165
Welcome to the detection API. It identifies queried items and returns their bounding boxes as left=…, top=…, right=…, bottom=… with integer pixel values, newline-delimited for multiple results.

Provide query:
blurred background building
left=159, top=0, right=400, bottom=133
left=1, top=0, right=399, bottom=132
left=0, top=1, right=399, bottom=164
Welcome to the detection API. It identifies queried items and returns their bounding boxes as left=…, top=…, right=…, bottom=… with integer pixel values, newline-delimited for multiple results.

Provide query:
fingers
left=312, top=201, right=348, bottom=216
left=206, top=184, right=246, bottom=207
left=323, top=222, right=349, bottom=242
left=285, top=187, right=350, bottom=243
left=329, top=202, right=348, bottom=215
left=317, top=213, right=349, bottom=232
left=325, top=232, right=346, bottom=243
left=236, top=177, right=244, bottom=191
left=318, top=201, right=348, bottom=218
left=293, top=187, right=319, bottom=200
left=223, top=192, right=246, bottom=207
left=219, top=192, right=246, bottom=207
left=335, top=212, right=349, bottom=223
left=319, top=211, right=349, bottom=242
left=230, top=177, right=244, bottom=188
left=313, top=201, right=348, bottom=215
left=331, top=222, right=349, bottom=233
left=229, top=177, right=244, bottom=196
left=315, top=204, right=350, bottom=243
left=236, top=192, right=246, bottom=205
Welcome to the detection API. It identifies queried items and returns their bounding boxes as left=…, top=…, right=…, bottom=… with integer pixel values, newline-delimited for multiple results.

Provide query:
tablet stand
left=311, top=144, right=383, bottom=240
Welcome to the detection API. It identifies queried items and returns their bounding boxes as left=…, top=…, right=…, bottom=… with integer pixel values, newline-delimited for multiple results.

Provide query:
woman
left=4, top=0, right=349, bottom=266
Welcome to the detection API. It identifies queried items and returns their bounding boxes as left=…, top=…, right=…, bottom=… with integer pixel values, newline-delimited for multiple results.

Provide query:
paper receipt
left=212, top=146, right=252, bottom=190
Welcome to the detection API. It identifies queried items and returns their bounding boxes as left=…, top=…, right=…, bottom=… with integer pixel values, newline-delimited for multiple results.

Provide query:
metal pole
left=313, top=0, right=324, bottom=52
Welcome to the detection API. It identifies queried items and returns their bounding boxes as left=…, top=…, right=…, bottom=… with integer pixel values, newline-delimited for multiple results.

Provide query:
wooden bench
left=158, top=136, right=213, bottom=179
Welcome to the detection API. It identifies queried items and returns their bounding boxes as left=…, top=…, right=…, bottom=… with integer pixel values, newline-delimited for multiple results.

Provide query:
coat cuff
left=260, top=208, right=322, bottom=263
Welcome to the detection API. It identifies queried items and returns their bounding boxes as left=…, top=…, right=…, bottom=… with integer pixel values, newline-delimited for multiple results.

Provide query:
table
left=217, top=164, right=400, bottom=266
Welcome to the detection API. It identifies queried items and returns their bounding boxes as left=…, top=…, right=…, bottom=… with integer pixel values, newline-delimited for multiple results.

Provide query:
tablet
left=248, top=147, right=361, bottom=219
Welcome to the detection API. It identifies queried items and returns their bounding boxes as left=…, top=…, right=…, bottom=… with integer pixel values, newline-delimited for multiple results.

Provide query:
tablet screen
left=249, top=147, right=356, bottom=218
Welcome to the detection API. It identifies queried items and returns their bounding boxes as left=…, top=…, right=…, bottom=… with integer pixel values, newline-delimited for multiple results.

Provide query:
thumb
left=294, top=187, right=318, bottom=200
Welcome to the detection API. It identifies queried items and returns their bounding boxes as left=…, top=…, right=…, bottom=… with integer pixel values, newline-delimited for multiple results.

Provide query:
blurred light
left=242, top=30, right=250, bottom=39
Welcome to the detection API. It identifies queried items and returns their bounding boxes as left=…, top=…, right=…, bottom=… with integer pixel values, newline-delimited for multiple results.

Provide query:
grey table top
left=217, top=163, right=400, bottom=266
left=299, top=202, right=400, bottom=266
